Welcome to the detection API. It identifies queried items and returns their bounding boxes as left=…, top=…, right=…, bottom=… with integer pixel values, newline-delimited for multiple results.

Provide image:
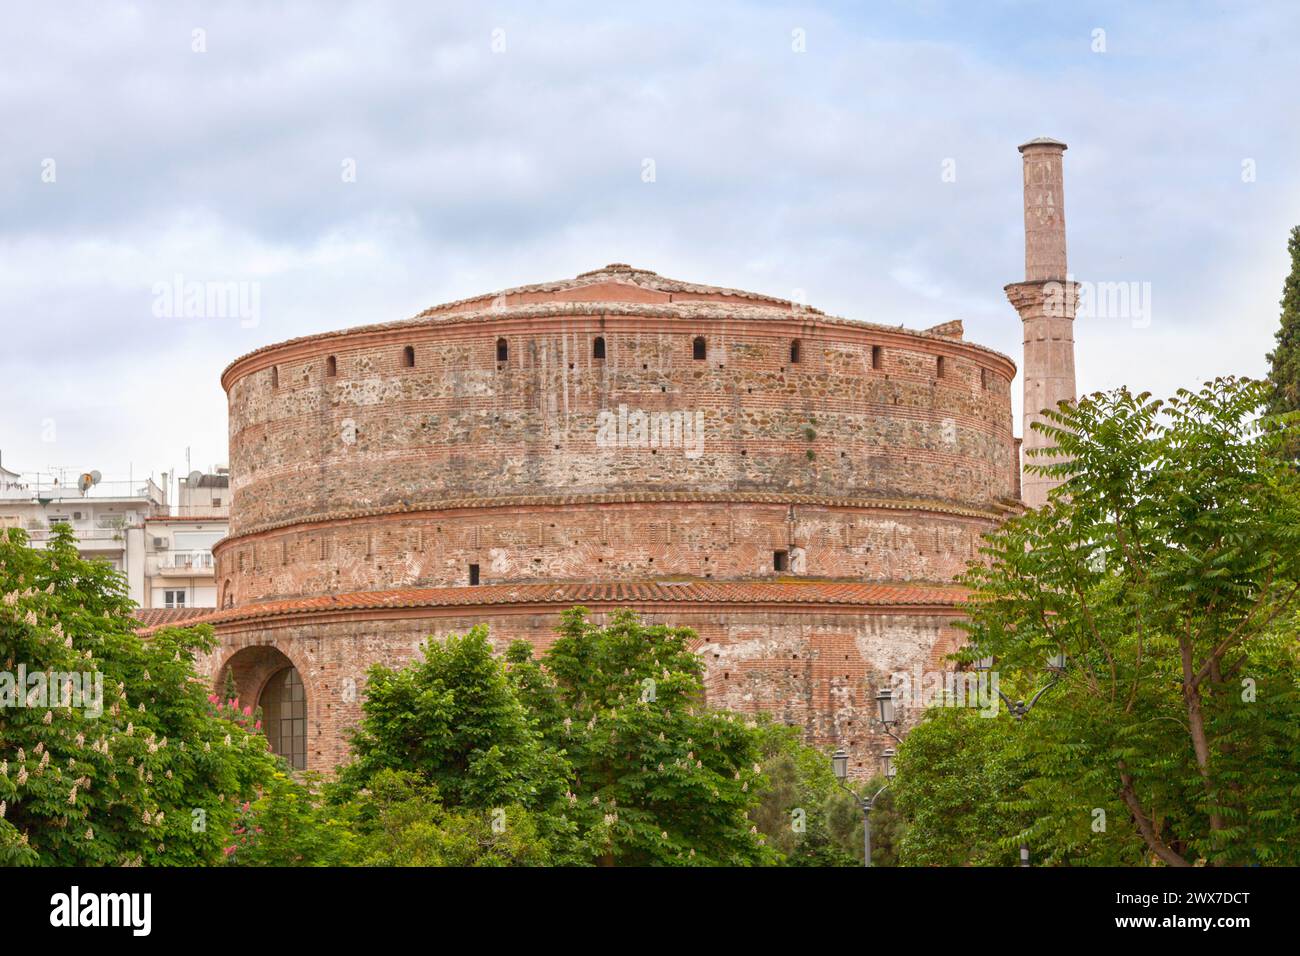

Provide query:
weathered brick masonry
left=177, top=261, right=1026, bottom=775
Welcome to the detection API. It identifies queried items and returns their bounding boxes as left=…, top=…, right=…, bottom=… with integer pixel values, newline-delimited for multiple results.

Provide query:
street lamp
left=832, top=747, right=849, bottom=782
left=832, top=745, right=895, bottom=868
left=875, top=687, right=902, bottom=743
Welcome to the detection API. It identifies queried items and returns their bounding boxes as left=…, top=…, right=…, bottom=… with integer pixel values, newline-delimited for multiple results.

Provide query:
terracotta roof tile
left=136, top=580, right=969, bottom=634
left=132, top=607, right=216, bottom=629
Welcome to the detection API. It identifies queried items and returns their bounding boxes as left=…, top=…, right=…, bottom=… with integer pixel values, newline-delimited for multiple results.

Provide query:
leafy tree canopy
left=0, top=525, right=278, bottom=866
left=509, top=608, right=776, bottom=866
left=948, top=377, right=1300, bottom=866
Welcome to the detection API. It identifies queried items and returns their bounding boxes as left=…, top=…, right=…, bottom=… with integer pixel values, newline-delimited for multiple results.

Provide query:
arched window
left=271, top=366, right=279, bottom=388
left=260, top=666, right=307, bottom=770
left=692, top=336, right=707, bottom=361
left=222, top=579, right=233, bottom=609
left=937, top=356, right=946, bottom=379
left=871, top=346, right=882, bottom=370
left=325, top=355, right=337, bottom=377
left=593, top=336, right=606, bottom=360
left=790, top=339, right=801, bottom=364
left=402, top=345, right=415, bottom=368
left=496, top=338, right=508, bottom=363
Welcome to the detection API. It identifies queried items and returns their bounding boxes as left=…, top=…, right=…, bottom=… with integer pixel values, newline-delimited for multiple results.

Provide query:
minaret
left=1005, top=137, right=1078, bottom=508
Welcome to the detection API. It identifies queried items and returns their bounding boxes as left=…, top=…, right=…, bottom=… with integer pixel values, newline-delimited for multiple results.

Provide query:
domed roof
left=221, top=263, right=1016, bottom=388
left=415, top=263, right=820, bottom=318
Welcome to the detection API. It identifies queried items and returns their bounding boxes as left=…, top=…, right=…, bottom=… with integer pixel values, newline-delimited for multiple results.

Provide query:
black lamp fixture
left=831, top=747, right=849, bottom=783
left=875, top=687, right=902, bottom=743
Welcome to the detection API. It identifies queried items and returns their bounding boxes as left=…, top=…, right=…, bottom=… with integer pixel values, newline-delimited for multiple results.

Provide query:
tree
left=340, top=626, right=568, bottom=809
left=336, top=626, right=582, bottom=863
left=345, top=769, right=551, bottom=867
left=1266, top=225, right=1300, bottom=456
left=225, top=771, right=356, bottom=866
left=0, top=525, right=278, bottom=866
left=508, top=608, right=775, bottom=866
left=958, top=378, right=1300, bottom=865
left=748, top=720, right=858, bottom=866
left=891, top=706, right=1025, bottom=866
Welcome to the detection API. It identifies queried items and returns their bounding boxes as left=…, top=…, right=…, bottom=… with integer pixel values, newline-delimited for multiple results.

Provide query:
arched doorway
left=259, top=666, right=307, bottom=770
left=218, top=645, right=310, bottom=770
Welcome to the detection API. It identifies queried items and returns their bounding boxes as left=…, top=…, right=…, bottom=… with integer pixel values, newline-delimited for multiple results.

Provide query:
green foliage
left=510, top=608, right=776, bottom=865
left=891, top=706, right=1025, bottom=866
left=952, top=377, right=1300, bottom=866
left=1266, top=225, right=1300, bottom=455
left=748, top=720, right=858, bottom=866
left=346, top=769, right=551, bottom=866
left=337, top=624, right=580, bottom=863
left=340, top=625, right=568, bottom=809
left=0, top=525, right=278, bottom=866
left=225, top=771, right=355, bottom=866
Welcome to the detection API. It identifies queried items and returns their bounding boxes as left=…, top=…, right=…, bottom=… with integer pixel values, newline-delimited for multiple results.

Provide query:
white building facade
left=0, top=463, right=229, bottom=609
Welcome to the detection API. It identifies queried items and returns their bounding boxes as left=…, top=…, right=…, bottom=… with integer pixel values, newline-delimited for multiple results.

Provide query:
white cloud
left=1, top=0, right=1297, bottom=478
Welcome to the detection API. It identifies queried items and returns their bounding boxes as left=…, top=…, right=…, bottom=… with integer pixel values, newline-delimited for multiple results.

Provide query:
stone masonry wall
left=209, top=273, right=1016, bottom=779
left=217, top=501, right=992, bottom=607
left=224, top=312, right=1015, bottom=536
left=203, top=604, right=965, bottom=777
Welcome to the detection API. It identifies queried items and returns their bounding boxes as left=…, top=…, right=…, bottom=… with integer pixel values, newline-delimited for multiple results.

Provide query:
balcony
left=24, top=527, right=126, bottom=552
left=154, top=550, right=216, bottom=577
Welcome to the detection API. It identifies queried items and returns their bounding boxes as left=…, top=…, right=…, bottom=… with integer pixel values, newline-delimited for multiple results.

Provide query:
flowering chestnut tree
left=0, top=525, right=278, bottom=865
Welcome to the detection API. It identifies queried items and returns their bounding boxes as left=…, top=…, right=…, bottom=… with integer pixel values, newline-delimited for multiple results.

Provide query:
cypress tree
left=1265, top=226, right=1300, bottom=422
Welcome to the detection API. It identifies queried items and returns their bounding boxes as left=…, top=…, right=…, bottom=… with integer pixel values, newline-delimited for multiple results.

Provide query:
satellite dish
left=188, top=470, right=203, bottom=485
left=77, top=471, right=102, bottom=495
left=90, top=470, right=102, bottom=484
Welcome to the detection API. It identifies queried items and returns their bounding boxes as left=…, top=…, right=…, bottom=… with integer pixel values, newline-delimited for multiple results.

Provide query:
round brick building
left=197, top=263, right=1022, bottom=773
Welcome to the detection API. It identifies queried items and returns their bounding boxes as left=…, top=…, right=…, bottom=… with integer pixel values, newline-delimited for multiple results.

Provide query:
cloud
left=0, top=0, right=1297, bottom=481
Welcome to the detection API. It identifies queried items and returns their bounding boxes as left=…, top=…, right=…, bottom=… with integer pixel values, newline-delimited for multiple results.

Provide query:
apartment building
left=0, top=461, right=229, bottom=609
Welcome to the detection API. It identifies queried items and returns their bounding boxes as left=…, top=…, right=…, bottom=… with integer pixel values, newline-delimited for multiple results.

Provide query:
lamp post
left=832, top=746, right=895, bottom=867
left=974, top=652, right=1066, bottom=866
left=832, top=686, right=903, bottom=867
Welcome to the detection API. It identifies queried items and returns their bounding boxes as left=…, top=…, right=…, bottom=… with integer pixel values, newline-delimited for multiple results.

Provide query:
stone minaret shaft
left=1005, top=137, right=1078, bottom=508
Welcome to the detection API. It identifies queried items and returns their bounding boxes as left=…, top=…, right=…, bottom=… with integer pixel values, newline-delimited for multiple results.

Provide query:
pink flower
left=223, top=845, right=236, bottom=856
left=208, top=694, right=218, bottom=704
left=254, top=721, right=261, bottom=730
left=243, top=706, right=252, bottom=716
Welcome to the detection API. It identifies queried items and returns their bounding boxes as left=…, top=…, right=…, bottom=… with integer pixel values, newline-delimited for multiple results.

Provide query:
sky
left=1, top=0, right=1297, bottom=488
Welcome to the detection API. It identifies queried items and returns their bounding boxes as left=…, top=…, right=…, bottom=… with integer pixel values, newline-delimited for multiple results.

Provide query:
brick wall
left=208, top=270, right=1017, bottom=776
left=204, top=603, right=966, bottom=777
left=224, top=312, right=1014, bottom=533
left=217, top=501, right=994, bottom=606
